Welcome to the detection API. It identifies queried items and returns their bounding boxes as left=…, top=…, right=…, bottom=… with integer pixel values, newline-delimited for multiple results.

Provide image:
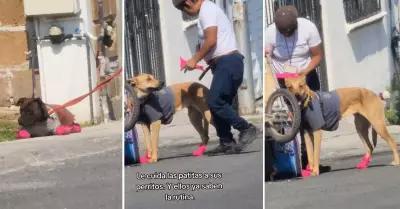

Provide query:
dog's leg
left=188, top=107, right=209, bottom=156
left=140, top=123, right=152, bottom=163
left=354, top=114, right=373, bottom=169
left=148, top=120, right=162, bottom=163
left=311, top=130, right=323, bottom=176
left=369, top=121, right=400, bottom=166
left=303, top=130, right=314, bottom=171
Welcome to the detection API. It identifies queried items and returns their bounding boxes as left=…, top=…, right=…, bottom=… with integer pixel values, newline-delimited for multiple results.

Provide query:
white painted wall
left=321, top=0, right=394, bottom=93
left=158, top=0, right=263, bottom=97
left=158, top=0, right=213, bottom=88
left=34, top=0, right=100, bottom=123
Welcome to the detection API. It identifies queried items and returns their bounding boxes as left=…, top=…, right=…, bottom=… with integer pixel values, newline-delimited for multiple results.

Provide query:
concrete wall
left=0, top=0, right=35, bottom=107
left=321, top=0, right=393, bottom=92
left=158, top=0, right=213, bottom=87
left=31, top=0, right=121, bottom=124
left=34, top=0, right=101, bottom=124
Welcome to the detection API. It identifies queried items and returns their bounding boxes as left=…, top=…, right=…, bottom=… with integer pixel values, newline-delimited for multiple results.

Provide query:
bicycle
left=264, top=56, right=302, bottom=143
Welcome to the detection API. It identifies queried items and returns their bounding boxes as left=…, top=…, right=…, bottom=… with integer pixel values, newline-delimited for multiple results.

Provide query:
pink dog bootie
left=192, top=145, right=207, bottom=156
left=55, top=126, right=71, bottom=135
left=301, top=164, right=313, bottom=178
left=356, top=155, right=371, bottom=169
left=16, top=130, right=30, bottom=139
left=140, top=152, right=151, bottom=164
left=71, top=123, right=82, bottom=133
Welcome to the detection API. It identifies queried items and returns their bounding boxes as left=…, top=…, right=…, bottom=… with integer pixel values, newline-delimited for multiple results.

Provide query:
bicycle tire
left=265, top=88, right=301, bottom=143
left=124, top=83, right=140, bottom=132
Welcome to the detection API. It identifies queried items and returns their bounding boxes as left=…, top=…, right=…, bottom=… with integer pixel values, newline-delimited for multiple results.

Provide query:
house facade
left=265, top=0, right=396, bottom=93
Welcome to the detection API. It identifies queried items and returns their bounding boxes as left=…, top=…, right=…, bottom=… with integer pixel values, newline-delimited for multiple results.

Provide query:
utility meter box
left=24, top=0, right=81, bottom=16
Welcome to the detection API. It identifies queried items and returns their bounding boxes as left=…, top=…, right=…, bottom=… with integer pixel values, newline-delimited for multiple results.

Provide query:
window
left=181, top=0, right=216, bottom=22
left=343, top=0, right=381, bottom=23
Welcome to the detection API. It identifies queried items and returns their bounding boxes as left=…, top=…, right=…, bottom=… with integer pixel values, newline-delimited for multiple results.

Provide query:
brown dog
left=129, top=73, right=213, bottom=163
left=284, top=75, right=400, bottom=176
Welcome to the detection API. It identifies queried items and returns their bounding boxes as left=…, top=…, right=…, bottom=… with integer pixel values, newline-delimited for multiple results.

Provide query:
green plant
left=385, top=85, right=400, bottom=125
left=0, top=120, right=19, bottom=142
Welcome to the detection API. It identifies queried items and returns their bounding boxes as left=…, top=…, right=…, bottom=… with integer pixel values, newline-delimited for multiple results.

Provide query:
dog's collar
left=301, top=91, right=317, bottom=109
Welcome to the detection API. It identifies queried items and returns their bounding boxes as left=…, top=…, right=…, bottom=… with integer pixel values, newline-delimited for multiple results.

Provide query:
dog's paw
left=148, top=157, right=158, bottom=163
left=391, top=160, right=400, bottom=166
left=305, top=164, right=313, bottom=172
left=140, top=156, right=149, bottom=164
left=16, top=130, right=30, bottom=139
left=356, top=155, right=371, bottom=169
left=301, top=169, right=312, bottom=178
left=71, top=124, right=82, bottom=133
left=311, top=171, right=319, bottom=176
left=192, top=145, right=207, bottom=156
left=55, top=126, right=71, bottom=135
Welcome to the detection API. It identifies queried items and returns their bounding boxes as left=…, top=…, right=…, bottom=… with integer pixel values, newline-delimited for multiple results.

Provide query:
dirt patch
left=0, top=0, right=25, bottom=26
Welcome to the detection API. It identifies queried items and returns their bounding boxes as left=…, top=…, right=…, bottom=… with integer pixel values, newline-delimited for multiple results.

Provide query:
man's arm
left=302, top=45, right=322, bottom=75
left=193, top=27, right=217, bottom=63
left=301, top=21, right=323, bottom=75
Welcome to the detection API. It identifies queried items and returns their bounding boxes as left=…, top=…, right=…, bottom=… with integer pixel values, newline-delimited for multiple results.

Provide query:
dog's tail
left=372, top=128, right=378, bottom=148
left=378, top=90, right=390, bottom=100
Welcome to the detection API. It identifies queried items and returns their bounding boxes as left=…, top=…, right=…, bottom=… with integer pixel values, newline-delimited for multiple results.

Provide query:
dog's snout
left=295, top=93, right=300, bottom=97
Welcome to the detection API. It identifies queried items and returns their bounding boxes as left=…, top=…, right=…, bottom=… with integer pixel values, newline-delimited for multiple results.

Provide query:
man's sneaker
left=236, top=124, right=257, bottom=151
left=208, top=142, right=238, bottom=155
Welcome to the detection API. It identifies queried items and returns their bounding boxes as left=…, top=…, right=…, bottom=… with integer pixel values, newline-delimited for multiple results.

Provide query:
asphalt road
left=125, top=136, right=263, bottom=209
left=265, top=151, right=400, bottom=209
left=0, top=149, right=122, bottom=209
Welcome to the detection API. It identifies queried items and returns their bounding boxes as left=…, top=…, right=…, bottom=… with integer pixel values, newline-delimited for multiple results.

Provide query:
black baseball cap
left=172, top=0, right=186, bottom=9
left=275, top=5, right=298, bottom=34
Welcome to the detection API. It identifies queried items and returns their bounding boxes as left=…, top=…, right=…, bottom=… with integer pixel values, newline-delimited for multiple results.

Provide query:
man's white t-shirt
left=265, top=18, right=321, bottom=73
left=197, top=0, right=237, bottom=62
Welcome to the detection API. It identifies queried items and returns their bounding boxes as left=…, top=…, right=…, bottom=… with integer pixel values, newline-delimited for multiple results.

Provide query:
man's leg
left=207, top=53, right=257, bottom=153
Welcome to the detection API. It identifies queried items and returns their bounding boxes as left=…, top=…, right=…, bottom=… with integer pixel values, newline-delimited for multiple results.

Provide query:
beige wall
left=0, top=0, right=36, bottom=107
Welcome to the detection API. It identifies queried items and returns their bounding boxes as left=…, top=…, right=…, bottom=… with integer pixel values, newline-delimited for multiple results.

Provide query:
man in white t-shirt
left=265, top=5, right=322, bottom=91
left=265, top=5, right=331, bottom=173
left=173, top=0, right=257, bottom=154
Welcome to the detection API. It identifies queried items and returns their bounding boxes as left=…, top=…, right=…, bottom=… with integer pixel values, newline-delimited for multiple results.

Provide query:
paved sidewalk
left=0, top=121, right=122, bottom=176
left=320, top=116, right=400, bottom=160
left=135, top=110, right=263, bottom=150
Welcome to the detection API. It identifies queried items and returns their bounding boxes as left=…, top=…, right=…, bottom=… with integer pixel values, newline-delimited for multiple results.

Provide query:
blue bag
left=271, top=134, right=302, bottom=178
left=124, top=127, right=140, bottom=165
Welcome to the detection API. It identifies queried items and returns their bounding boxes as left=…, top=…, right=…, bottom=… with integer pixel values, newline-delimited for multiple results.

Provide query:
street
left=266, top=149, right=400, bottom=209
left=0, top=122, right=122, bottom=209
left=125, top=130, right=263, bottom=209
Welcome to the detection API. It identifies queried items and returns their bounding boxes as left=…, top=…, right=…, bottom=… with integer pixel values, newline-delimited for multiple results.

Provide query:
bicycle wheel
left=265, top=88, right=301, bottom=143
left=124, top=82, right=140, bottom=132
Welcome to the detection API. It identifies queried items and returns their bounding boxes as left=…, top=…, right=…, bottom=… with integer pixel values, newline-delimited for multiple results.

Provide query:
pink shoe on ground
left=356, top=155, right=371, bottom=169
left=55, top=126, right=71, bottom=135
left=71, top=124, right=82, bottom=133
left=140, top=152, right=151, bottom=164
left=16, top=130, right=30, bottom=139
left=192, top=145, right=207, bottom=156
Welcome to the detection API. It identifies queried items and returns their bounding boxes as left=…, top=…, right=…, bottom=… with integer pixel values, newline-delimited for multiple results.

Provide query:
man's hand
left=298, top=70, right=307, bottom=76
left=182, top=57, right=198, bottom=71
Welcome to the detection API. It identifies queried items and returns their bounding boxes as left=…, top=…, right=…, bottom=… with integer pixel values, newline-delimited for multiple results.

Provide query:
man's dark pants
left=207, top=53, right=250, bottom=144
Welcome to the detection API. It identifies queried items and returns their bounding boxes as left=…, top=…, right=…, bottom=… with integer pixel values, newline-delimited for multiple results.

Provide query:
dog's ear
left=34, top=97, right=45, bottom=104
left=130, top=77, right=138, bottom=86
left=16, top=97, right=29, bottom=106
left=35, top=97, right=50, bottom=118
